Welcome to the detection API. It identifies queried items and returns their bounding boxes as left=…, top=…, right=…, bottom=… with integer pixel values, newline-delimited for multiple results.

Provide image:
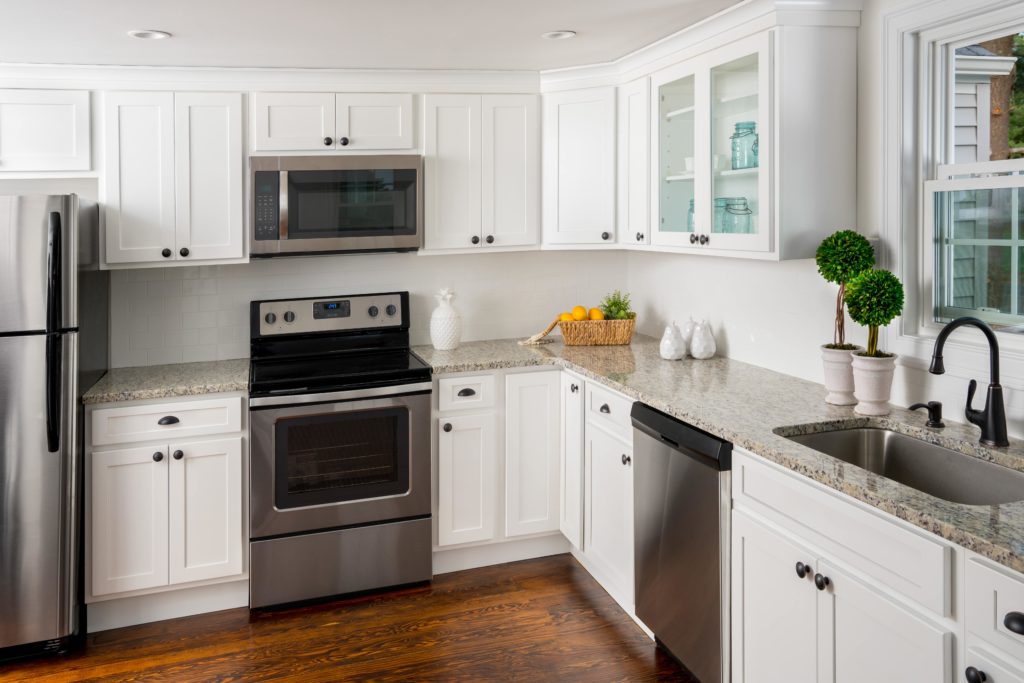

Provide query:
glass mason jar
left=713, top=197, right=729, bottom=232
left=723, top=197, right=753, bottom=233
left=730, top=121, right=758, bottom=170
left=687, top=198, right=695, bottom=232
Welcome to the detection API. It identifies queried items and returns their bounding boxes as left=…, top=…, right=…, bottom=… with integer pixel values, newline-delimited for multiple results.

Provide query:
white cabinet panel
left=169, top=437, right=243, bottom=584
left=336, top=93, right=413, bottom=149
left=103, top=91, right=176, bottom=264
left=965, top=644, right=1024, bottom=683
left=438, top=374, right=495, bottom=412
left=91, top=445, right=169, bottom=596
left=966, top=558, right=1024, bottom=663
left=424, top=95, right=481, bottom=251
left=542, top=87, right=616, bottom=245
left=174, top=92, right=243, bottom=261
left=0, top=89, right=90, bottom=171
left=482, top=94, right=539, bottom=247
left=585, top=425, right=633, bottom=605
left=437, top=413, right=497, bottom=546
left=252, top=92, right=335, bottom=151
left=559, top=373, right=585, bottom=549
left=617, top=78, right=650, bottom=246
left=91, top=396, right=243, bottom=447
left=505, top=371, right=560, bottom=537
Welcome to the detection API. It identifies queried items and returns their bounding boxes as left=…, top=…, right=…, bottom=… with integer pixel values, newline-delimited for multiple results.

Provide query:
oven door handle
left=249, top=381, right=433, bottom=408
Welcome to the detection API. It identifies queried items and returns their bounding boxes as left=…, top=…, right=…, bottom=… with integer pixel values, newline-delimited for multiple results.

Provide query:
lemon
left=588, top=308, right=605, bottom=320
left=558, top=312, right=573, bottom=322
left=571, top=305, right=588, bottom=321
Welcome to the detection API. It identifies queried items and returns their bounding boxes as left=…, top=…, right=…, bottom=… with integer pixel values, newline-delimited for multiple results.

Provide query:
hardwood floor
left=1, top=554, right=697, bottom=682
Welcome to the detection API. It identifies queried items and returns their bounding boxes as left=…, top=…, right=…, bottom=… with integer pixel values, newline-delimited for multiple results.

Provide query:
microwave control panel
left=253, top=171, right=280, bottom=241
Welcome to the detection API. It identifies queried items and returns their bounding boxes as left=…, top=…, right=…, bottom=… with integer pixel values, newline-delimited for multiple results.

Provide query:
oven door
left=249, top=385, right=431, bottom=539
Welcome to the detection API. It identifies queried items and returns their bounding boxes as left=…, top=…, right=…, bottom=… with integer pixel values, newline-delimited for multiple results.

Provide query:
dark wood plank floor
left=1, top=554, right=696, bottom=682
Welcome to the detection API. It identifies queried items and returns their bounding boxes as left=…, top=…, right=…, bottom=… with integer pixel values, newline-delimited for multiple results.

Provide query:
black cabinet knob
left=1004, top=611, right=1024, bottom=635
left=367, top=306, right=379, bottom=318
left=323, top=136, right=333, bottom=146
left=161, top=248, right=172, bottom=258
left=172, top=450, right=184, bottom=460
left=621, top=454, right=632, bottom=466
left=265, top=312, right=277, bottom=324
left=485, top=235, right=495, bottom=244
left=601, top=232, right=610, bottom=241
left=570, top=384, right=578, bottom=393
left=443, top=423, right=453, bottom=433
left=796, top=561, right=811, bottom=579
left=284, top=311, right=296, bottom=323
left=152, top=451, right=164, bottom=462
left=599, top=404, right=610, bottom=414
left=157, top=415, right=179, bottom=426
left=339, top=137, right=350, bottom=146
left=385, top=304, right=397, bottom=316
left=471, top=235, right=481, bottom=245
left=636, top=232, right=644, bottom=242
left=699, top=234, right=710, bottom=245
left=965, top=667, right=987, bottom=683
left=179, top=247, right=189, bottom=257
left=814, top=573, right=831, bottom=591
left=689, top=233, right=698, bottom=244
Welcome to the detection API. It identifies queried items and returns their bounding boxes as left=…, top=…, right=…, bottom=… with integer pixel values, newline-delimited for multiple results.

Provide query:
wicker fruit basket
left=558, top=318, right=636, bottom=346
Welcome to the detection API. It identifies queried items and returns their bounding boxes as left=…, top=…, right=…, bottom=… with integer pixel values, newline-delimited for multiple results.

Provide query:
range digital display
left=313, top=300, right=351, bottom=319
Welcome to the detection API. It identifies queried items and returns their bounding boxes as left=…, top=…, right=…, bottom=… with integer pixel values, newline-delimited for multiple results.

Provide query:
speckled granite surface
left=416, top=335, right=1024, bottom=573
left=82, top=359, right=250, bottom=404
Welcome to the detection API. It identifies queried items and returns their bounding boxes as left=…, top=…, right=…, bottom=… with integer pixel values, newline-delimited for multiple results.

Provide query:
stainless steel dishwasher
left=631, top=402, right=732, bottom=683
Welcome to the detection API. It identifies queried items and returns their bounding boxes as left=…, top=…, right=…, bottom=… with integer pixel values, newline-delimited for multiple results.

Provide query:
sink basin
left=784, top=428, right=1024, bottom=505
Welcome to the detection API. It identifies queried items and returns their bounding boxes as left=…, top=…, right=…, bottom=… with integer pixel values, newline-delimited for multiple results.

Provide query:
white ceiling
left=0, top=0, right=743, bottom=72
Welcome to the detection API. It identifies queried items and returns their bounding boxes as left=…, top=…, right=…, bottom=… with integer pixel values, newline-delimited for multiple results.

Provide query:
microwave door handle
left=279, top=171, right=289, bottom=240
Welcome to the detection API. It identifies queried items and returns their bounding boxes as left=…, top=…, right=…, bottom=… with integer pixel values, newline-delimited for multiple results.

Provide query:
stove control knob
left=264, top=312, right=277, bottom=325
left=283, top=311, right=296, bottom=323
left=368, top=306, right=380, bottom=318
left=386, top=304, right=397, bottom=317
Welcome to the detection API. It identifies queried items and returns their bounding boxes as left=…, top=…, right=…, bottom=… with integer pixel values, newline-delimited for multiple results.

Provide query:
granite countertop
left=415, top=335, right=1024, bottom=573
left=82, top=359, right=250, bottom=404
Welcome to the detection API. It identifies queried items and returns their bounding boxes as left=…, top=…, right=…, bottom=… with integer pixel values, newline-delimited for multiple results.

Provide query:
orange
left=571, top=305, right=588, bottom=321
left=588, top=308, right=605, bottom=320
left=558, top=312, right=573, bottom=322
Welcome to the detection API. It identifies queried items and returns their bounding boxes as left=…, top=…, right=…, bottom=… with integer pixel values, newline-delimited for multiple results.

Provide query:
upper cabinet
left=252, top=92, right=414, bottom=151
left=542, top=87, right=616, bottom=246
left=0, top=89, right=90, bottom=172
left=104, top=91, right=244, bottom=266
left=423, top=94, right=539, bottom=251
left=617, top=78, right=651, bottom=247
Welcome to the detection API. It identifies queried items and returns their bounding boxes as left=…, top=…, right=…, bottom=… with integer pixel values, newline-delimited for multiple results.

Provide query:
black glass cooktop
left=250, top=349, right=431, bottom=397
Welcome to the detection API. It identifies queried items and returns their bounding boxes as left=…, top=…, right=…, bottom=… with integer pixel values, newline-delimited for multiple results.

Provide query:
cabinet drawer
left=438, top=375, right=495, bottom=412
left=967, top=558, right=1024, bottom=663
left=966, top=643, right=1024, bottom=683
left=91, top=396, right=242, bottom=446
left=733, top=449, right=952, bottom=616
left=585, top=382, right=633, bottom=441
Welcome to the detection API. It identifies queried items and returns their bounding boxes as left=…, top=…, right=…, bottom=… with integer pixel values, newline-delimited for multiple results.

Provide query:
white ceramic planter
left=820, top=345, right=861, bottom=406
left=851, top=353, right=898, bottom=416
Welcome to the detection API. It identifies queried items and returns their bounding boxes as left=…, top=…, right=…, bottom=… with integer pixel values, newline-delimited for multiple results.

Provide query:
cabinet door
left=437, top=413, right=497, bottom=546
left=964, top=645, right=1024, bottom=683
left=617, top=78, right=650, bottom=247
left=174, top=92, right=244, bottom=261
left=336, top=93, right=414, bottom=149
left=423, top=95, right=482, bottom=250
left=585, top=426, right=633, bottom=605
left=481, top=94, right=539, bottom=248
left=103, top=91, right=176, bottom=264
left=822, top=559, right=953, bottom=683
left=542, top=87, right=616, bottom=245
left=559, top=373, right=585, bottom=548
left=91, top=445, right=169, bottom=596
left=505, top=371, right=560, bottom=537
left=731, top=510, right=818, bottom=683
left=0, top=89, right=89, bottom=171
left=651, top=60, right=700, bottom=248
left=168, top=436, right=243, bottom=585
left=251, top=92, right=335, bottom=151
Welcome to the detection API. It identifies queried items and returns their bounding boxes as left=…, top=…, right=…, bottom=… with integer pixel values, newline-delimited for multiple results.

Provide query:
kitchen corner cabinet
left=252, top=92, right=414, bottom=151
left=559, top=372, right=585, bottom=548
left=542, top=87, right=616, bottom=246
left=505, top=371, right=560, bottom=537
left=0, top=89, right=90, bottom=172
left=423, top=94, right=539, bottom=251
left=651, top=26, right=856, bottom=259
left=103, top=91, right=244, bottom=266
left=617, top=78, right=651, bottom=247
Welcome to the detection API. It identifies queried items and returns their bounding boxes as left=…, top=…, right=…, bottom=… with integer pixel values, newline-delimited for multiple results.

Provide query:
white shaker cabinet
left=0, top=89, right=90, bottom=171
left=423, top=95, right=482, bottom=251
left=559, top=372, right=585, bottom=549
left=481, top=95, right=539, bottom=248
left=437, top=412, right=498, bottom=546
left=504, top=371, right=560, bottom=538
left=617, top=78, right=650, bottom=247
left=336, top=93, right=414, bottom=150
left=542, top=87, right=616, bottom=246
left=584, top=423, right=634, bottom=608
left=252, top=92, right=413, bottom=151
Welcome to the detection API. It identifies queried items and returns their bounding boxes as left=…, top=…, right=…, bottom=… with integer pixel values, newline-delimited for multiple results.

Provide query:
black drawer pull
left=457, top=388, right=477, bottom=397
left=1005, top=611, right=1024, bottom=636
left=965, top=667, right=987, bottom=683
left=443, top=423, right=453, bottom=433
left=599, top=404, right=610, bottom=414
left=157, top=415, right=179, bottom=426
left=795, top=561, right=811, bottom=579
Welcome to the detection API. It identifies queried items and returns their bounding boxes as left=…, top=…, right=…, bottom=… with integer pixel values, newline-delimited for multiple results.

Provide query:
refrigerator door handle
left=46, top=211, right=62, bottom=334
left=45, top=333, right=61, bottom=453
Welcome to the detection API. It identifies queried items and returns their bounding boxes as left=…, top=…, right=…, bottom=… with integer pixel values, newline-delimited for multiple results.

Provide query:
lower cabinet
left=505, top=372, right=560, bottom=537
left=584, top=423, right=634, bottom=608
left=437, top=412, right=498, bottom=546
left=559, top=372, right=585, bottom=548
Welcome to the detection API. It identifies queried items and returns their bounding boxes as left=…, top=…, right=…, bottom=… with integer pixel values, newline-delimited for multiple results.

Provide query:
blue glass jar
left=713, top=198, right=729, bottom=232
left=687, top=198, right=694, bottom=232
left=723, top=197, right=753, bottom=233
left=730, top=121, right=758, bottom=170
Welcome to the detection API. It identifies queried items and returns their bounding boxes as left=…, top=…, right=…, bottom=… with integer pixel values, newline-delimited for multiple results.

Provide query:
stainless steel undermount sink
left=783, top=428, right=1024, bottom=506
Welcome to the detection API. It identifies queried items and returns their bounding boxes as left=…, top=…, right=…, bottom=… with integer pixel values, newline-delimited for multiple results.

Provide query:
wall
left=108, top=250, right=626, bottom=366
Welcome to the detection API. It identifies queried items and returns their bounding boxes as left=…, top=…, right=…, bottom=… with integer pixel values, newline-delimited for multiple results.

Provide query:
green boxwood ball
left=815, top=230, right=875, bottom=286
left=845, top=269, right=905, bottom=328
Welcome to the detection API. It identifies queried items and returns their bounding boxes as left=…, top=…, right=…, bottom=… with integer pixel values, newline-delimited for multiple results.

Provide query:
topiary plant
left=600, top=290, right=636, bottom=320
left=815, top=230, right=875, bottom=349
left=845, top=269, right=905, bottom=357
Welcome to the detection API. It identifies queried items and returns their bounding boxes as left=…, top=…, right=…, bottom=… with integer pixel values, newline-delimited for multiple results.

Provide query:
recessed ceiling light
left=542, top=30, right=577, bottom=40
left=127, top=29, right=172, bottom=40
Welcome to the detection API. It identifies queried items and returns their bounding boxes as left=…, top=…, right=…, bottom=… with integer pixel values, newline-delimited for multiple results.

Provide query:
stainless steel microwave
left=250, top=155, right=422, bottom=257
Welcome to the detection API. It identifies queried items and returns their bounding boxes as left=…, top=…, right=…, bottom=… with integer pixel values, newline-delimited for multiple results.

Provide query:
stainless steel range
left=247, top=291, right=432, bottom=608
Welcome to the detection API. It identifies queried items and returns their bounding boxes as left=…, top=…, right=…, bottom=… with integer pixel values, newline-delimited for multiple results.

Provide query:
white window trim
left=881, top=0, right=1024, bottom=386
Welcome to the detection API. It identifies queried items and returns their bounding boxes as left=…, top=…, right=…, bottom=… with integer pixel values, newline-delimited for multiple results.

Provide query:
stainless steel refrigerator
left=0, top=194, right=108, bottom=657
